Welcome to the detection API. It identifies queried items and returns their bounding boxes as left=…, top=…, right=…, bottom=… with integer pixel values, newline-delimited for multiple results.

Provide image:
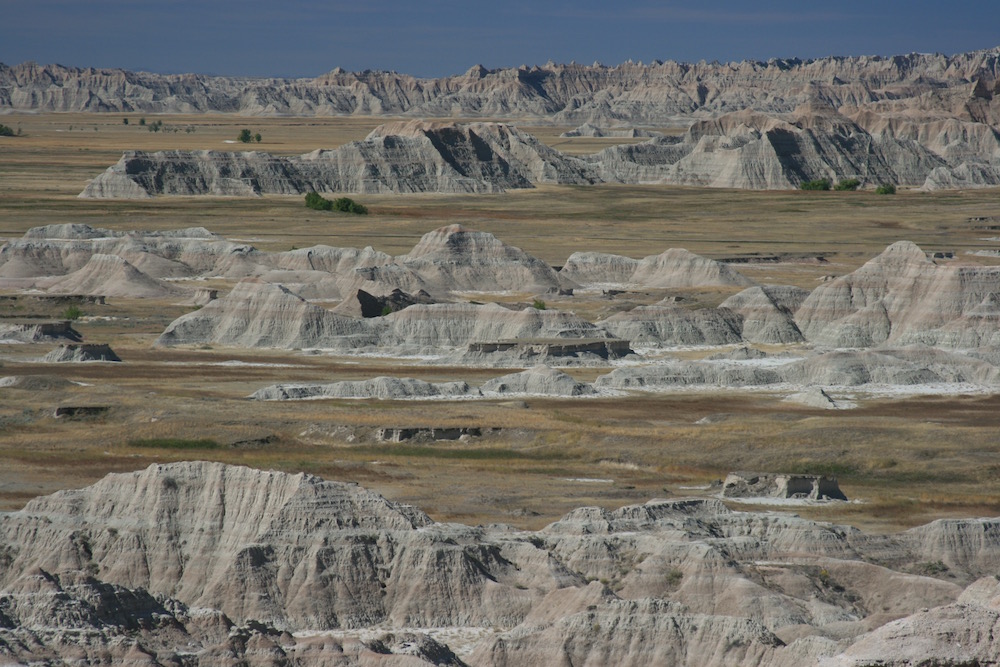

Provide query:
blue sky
left=1, top=0, right=998, bottom=77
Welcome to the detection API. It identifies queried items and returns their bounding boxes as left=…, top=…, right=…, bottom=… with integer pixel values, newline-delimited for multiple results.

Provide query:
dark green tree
left=238, top=128, right=253, bottom=143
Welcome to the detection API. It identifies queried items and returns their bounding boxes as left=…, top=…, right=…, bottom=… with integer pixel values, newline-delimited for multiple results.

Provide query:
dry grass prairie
left=2, top=114, right=1000, bottom=534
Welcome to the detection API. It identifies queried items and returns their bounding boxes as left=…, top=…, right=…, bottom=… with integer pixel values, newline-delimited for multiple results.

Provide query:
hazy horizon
left=1, top=0, right=998, bottom=79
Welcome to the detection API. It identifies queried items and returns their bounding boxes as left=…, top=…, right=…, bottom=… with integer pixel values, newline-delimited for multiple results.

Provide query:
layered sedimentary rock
left=43, top=343, right=121, bottom=362
left=480, top=365, right=597, bottom=396
left=720, top=285, right=808, bottom=345
left=559, top=247, right=752, bottom=289
left=154, top=278, right=377, bottom=350
left=599, top=301, right=744, bottom=346
left=80, top=108, right=1000, bottom=195
left=794, top=241, right=1000, bottom=348
left=39, top=253, right=180, bottom=298
left=5, top=49, right=999, bottom=124
left=81, top=121, right=600, bottom=197
left=4, top=462, right=1000, bottom=665
left=0, top=224, right=268, bottom=289
left=251, top=377, right=476, bottom=401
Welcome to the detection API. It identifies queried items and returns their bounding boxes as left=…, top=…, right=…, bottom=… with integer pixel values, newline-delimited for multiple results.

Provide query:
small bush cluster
left=62, top=305, right=83, bottom=321
left=238, top=129, right=262, bottom=144
left=0, top=124, right=15, bottom=137
left=834, top=178, right=860, bottom=191
left=876, top=183, right=897, bottom=195
left=800, top=178, right=831, bottom=191
left=304, top=192, right=369, bottom=214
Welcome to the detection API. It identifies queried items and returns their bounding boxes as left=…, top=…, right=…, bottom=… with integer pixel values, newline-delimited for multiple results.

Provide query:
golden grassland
left=2, top=114, right=1000, bottom=533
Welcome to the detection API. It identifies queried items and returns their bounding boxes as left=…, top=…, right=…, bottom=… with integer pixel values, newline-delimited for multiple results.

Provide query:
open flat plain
left=3, top=112, right=1000, bottom=537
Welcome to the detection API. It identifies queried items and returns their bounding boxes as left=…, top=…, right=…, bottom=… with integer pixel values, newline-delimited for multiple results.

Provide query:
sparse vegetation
left=0, top=124, right=15, bottom=137
left=147, top=120, right=163, bottom=133
left=254, top=132, right=262, bottom=143
left=62, top=305, right=83, bottom=321
left=122, top=118, right=129, bottom=125
left=876, top=183, right=897, bottom=195
left=532, top=299, right=547, bottom=310
left=800, top=178, right=831, bottom=191
left=834, top=178, right=860, bottom=191
left=128, top=438, right=219, bottom=450
left=138, top=117, right=146, bottom=126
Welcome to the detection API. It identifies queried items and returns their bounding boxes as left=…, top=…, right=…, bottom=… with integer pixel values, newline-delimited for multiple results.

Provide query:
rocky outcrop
left=6, top=49, right=1000, bottom=124
left=595, top=361, right=784, bottom=390
left=331, top=287, right=436, bottom=318
left=5, top=462, right=1000, bottom=664
left=79, top=111, right=1000, bottom=196
left=561, top=123, right=661, bottom=138
left=81, top=122, right=600, bottom=198
left=39, top=253, right=180, bottom=298
left=0, top=320, right=81, bottom=343
left=154, top=278, right=377, bottom=350
left=794, top=241, right=1000, bottom=348
left=252, top=377, right=477, bottom=401
left=480, top=365, right=597, bottom=396
left=559, top=247, right=752, bottom=289
left=599, top=301, right=744, bottom=346
left=720, top=285, right=809, bottom=344
left=722, top=471, right=847, bottom=500
left=381, top=224, right=565, bottom=295
left=43, top=343, right=120, bottom=362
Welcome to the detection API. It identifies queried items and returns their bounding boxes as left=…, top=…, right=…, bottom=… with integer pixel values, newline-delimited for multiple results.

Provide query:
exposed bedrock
left=6, top=49, right=1000, bottom=125
left=3, top=462, right=1000, bottom=664
left=80, top=108, right=1000, bottom=196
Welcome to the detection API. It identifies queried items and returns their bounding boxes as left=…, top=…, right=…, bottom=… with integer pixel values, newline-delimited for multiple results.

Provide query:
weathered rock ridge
left=3, top=461, right=1000, bottom=665
left=5, top=48, right=1000, bottom=125
left=79, top=110, right=1000, bottom=194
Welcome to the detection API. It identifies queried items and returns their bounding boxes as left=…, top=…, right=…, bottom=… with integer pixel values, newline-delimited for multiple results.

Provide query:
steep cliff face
left=4, top=48, right=999, bottom=123
left=3, top=462, right=1000, bottom=665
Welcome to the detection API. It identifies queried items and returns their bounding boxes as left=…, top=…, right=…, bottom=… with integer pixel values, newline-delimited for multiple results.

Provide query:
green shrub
left=305, top=191, right=334, bottom=211
left=62, top=305, right=83, bottom=321
left=875, top=183, right=897, bottom=195
left=0, top=124, right=15, bottom=137
left=532, top=299, right=547, bottom=310
left=305, top=192, right=368, bottom=214
left=332, top=197, right=368, bottom=214
left=380, top=304, right=394, bottom=317
left=800, top=178, right=831, bottom=191
left=139, top=118, right=146, bottom=126
left=238, top=128, right=253, bottom=143
left=148, top=120, right=163, bottom=133
left=834, top=178, right=860, bottom=191
left=122, top=118, right=129, bottom=125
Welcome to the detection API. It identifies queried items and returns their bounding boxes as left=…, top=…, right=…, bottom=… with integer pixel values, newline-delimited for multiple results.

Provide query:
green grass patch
left=128, top=438, right=219, bottom=450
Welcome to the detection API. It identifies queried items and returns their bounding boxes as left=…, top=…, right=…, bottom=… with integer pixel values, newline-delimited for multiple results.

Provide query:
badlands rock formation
left=80, top=109, right=1000, bottom=193
left=480, top=365, right=598, bottom=396
left=560, top=247, right=753, bottom=288
left=81, top=121, right=600, bottom=197
left=3, top=461, right=1000, bottom=665
left=252, top=376, right=476, bottom=401
left=795, top=240, right=1000, bottom=348
left=42, top=343, right=121, bottom=362
left=4, top=48, right=999, bottom=124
